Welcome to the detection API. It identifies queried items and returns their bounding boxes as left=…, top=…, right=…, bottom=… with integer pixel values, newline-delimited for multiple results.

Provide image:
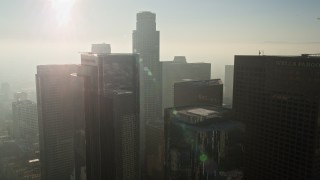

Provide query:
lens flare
left=199, top=153, right=208, bottom=162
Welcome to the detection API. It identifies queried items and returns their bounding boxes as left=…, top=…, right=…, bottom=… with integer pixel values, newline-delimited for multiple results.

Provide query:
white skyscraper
left=12, top=99, right=38, bottom=141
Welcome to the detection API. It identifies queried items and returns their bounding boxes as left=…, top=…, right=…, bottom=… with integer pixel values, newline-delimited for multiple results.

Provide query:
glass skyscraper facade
left=36, top=65, right=80, bottom=180
left=233, top=55, right=320, bottom=179
left=80, top=53, right=140, bottom=180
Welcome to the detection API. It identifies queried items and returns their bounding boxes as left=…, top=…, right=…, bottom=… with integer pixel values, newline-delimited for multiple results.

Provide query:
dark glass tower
left=36, top=65, right=80, bottom=180
left=80, top=53, right=140, bottom=180
left=233, top=55, right=320, bottom=179
left=71, top=75, right=86, bottom=180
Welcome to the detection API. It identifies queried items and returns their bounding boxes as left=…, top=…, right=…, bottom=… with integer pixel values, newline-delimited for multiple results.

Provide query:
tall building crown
left=136, top=11, right=156, bottom=31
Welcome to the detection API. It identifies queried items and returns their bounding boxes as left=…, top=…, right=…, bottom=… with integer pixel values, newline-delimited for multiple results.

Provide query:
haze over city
left=1, top=0, right=320, bottom=89
left=1, top=1, right=320, bottom=179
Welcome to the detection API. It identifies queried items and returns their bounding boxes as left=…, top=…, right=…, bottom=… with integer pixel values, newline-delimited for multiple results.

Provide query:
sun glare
left=50, top=0, right=76, bottom=26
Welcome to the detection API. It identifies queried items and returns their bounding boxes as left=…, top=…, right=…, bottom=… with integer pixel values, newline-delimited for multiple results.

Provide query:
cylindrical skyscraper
left=133, top=11, right=162, bottom=179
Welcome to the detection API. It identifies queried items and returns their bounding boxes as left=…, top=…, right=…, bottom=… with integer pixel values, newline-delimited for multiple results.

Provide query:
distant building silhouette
left=80, top=53, right=140, bottom=180
left=165, top=106, right=244, bottom=180
left=174, top=79, right=223, bottom=107
left=0, top=83, right=12, bottom=121
left=91, top=43, right=111, bottom=54
left=12, top=99, right=38, bottom=141
left=0, top=82, right=11, bottom=100
left=36, top=65, right=80, bottom=180
left=161, top=56, right=211, bottom=113
left=13, top=92, right=28, bottom=101
left=133, top=11, right=162, bottom=179
left=0, top=157, right=41, bottom=179
left=224, top=65, right=234, bottom=108
left=233, top=55, right=320, bottom=179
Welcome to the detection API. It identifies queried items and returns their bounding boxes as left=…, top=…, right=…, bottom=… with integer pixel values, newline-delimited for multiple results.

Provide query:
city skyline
left=0, top=2, right=320, bottom=179
left=1, top=1, right=320, bottom=89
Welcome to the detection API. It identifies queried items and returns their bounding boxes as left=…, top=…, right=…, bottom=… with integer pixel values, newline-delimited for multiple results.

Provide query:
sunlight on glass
left=50, top=0, right=76, bottom=26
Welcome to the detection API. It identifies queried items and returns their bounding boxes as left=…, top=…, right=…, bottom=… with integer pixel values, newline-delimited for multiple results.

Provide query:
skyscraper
left=133, top=11, right=161, bottom=123
left=36, top=65, right=80, bottom=180
left=145, top=121, right=165, bottom=180
left=133, top=11, right=161, bottom=178
left=161, top=56, right=211, bottom=112
left=165, top=106, right=244, bottom=180
left=224, top=65, right=234, bottom=107
left=71, top=75, right=86, bottom=180
left=80, top=53, right=140, bottom=180
left=233, top=55, right=320, bottom=179
left=174, top=79, right=223, bottom=107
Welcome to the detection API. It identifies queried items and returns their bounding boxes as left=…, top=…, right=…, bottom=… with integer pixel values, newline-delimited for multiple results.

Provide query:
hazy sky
left=0, top=0, right=320, bottom=88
